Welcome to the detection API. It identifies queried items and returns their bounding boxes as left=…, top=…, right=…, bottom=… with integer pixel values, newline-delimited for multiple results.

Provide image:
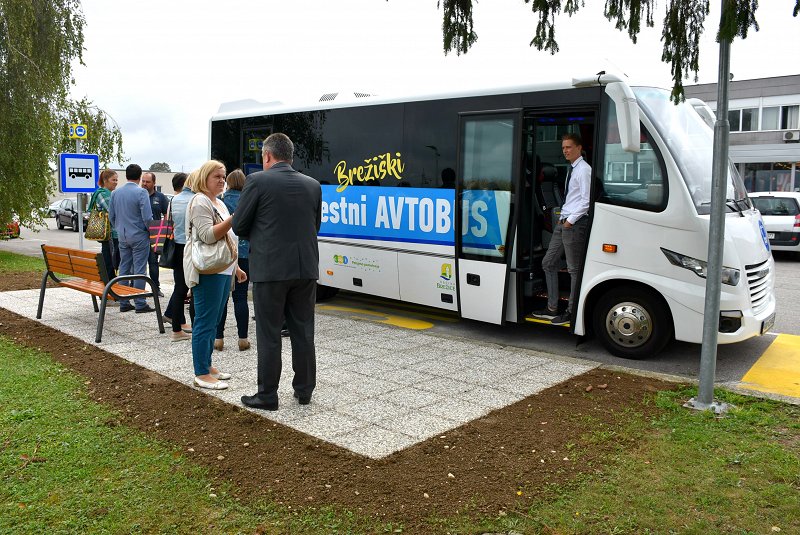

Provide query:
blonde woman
left=184, top=161, right=247, bottom=390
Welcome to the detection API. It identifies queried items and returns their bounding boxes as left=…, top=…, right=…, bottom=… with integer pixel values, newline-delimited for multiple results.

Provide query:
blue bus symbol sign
left=69, top=123, right=88, bottom=139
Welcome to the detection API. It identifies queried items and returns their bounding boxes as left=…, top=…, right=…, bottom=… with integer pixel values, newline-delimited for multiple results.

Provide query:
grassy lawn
left=0, top=251, right=44, bottom=273
left=1, top=338, right=798, bottom=534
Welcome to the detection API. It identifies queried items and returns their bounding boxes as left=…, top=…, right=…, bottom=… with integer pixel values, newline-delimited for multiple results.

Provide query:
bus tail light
left=602, top=244, right=617, bottom=253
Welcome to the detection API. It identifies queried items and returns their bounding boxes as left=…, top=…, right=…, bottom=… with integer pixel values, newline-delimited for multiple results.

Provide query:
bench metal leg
left=150, top=281, right=165, bottom=335
left=91, top=295, right=99, bottom=313
left=36, top=272, right=49, bottom=319
left=96, top=295, right=109, bottom=343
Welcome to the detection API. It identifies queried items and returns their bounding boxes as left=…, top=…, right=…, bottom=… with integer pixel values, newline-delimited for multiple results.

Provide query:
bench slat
left=67, top=255, right=102, bottom=269
left=46, top=261, right=104, bottom=282
left=60, top=279, right=152, bottom=298
left=43, top=245, right=98, bottom=260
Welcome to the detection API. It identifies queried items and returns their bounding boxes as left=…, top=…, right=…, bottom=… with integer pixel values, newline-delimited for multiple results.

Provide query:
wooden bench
left=37, top=244, right=165, bottom=342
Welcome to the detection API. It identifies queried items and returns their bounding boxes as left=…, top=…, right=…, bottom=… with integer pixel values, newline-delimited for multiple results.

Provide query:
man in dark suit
left=233, top=133, right=322, bottom=411
left=109, top=164, right=156, bottom=313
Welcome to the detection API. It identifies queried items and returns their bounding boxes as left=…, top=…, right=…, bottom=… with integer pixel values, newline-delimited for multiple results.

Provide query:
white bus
left=210, top=74, right=776, bottom=359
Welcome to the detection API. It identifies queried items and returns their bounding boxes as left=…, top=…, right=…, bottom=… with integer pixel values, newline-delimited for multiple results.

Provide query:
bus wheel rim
left=605, top=301, right=653, bottom=348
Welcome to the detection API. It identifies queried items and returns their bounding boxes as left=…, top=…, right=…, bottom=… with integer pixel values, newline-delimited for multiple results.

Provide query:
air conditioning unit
left=784, top=130, right=800, bottom=142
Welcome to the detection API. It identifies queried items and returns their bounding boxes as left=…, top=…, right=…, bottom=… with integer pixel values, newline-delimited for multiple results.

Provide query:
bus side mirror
left=687, top=98, right=716, bottom=129
left=605, top=82, right=640, bottom=153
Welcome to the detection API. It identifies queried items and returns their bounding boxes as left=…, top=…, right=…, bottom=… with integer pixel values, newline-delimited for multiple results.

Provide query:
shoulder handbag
left=157, top=201, right=177, bottom=268
left=85, top=190, right=111, bottom=242
left=189, top=196, right=237, bottom=274
left=147, top=207, right=174, bottom=255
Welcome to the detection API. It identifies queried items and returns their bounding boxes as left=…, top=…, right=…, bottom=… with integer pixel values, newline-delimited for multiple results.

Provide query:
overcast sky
left=70, top=0, right=800, bottom=173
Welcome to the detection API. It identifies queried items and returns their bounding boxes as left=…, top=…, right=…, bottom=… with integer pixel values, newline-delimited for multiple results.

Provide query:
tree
left=149, top=162, right=172, bottom=172
left=0, top=1, right=124, bottom=227
left=436, top=0, right=799, bottom=102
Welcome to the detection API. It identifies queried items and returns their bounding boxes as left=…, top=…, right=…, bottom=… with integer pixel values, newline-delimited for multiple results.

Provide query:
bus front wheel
left=593, top=286, right=672, bottom=359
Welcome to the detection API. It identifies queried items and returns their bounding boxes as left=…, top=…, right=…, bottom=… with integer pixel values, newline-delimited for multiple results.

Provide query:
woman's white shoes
left=211, top=371, right=231, bottom=380
left=194, top=377, right=228, bottom=390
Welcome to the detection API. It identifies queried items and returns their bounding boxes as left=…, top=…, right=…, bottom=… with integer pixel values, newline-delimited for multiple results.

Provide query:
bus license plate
left=767, top=232, right=775, bottom=239
left=761, top=312, right=776, bottom=335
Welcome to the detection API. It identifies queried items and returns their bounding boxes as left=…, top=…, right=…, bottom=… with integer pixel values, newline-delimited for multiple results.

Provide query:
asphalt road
left=3, top=219, right=798, bottom=384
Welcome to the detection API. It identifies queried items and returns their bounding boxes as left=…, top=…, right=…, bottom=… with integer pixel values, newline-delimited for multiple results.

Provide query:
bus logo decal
left=334, top=152, right=404, bottom=192
left=440, top=263, right=452, bottom=280
left=758, top=219, right=770, bottom=252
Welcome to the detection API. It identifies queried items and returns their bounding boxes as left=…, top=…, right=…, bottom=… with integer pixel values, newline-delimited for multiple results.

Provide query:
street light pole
left=76, top=138, right=85, bottom=251
left=685, top=1, right=734, bottom=415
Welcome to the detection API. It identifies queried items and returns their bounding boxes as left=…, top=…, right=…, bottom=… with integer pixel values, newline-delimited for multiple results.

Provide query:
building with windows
left=683, top=74, right=800, bottom=192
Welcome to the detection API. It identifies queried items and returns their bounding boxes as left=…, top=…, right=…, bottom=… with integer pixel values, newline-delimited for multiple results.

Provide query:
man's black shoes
left=293, top=391, right=311, bottom=405
left=119, top=304, right=134, bottom=312
left=241, top=394, right=278, bottom=411
left=135, top=305, right=157, bottom=314
left=280, top=328, right=290, bottom=337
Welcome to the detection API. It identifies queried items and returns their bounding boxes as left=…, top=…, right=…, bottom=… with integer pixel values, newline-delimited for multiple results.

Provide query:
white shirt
left=560, top=156, right=591, bottom=225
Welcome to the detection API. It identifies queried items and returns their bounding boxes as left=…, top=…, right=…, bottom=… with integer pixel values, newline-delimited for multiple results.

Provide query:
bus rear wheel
left=593, top=286, right=672, bottom=359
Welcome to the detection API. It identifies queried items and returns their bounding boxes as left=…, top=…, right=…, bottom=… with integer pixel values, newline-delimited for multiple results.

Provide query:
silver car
left=750, top=191, right=800, bottom=253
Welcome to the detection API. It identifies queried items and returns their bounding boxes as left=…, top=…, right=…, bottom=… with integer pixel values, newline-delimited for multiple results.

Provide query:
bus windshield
left=634, top=87, right=748, bottom=215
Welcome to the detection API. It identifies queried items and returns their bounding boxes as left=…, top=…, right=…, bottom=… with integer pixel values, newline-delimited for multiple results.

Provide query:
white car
left=47, top=200, right=62, bottom=218
left=750, top=191, right=800, bottom=253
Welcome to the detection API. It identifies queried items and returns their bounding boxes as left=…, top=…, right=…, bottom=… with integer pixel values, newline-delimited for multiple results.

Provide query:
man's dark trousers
left=252, top=279, right=316, bottom=405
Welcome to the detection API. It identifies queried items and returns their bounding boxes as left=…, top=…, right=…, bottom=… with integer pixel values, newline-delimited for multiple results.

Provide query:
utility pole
left=685, top=0, right=734, bottom=415
left=76, top=137, right=85, bottom=251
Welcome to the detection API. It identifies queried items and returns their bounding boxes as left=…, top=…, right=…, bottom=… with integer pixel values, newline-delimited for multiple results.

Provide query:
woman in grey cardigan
left=183, top=160, right=247, bottom=390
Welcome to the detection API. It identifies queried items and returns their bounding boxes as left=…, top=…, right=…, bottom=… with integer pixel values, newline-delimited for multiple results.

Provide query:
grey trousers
left=541, top=217, right=588, bottom=313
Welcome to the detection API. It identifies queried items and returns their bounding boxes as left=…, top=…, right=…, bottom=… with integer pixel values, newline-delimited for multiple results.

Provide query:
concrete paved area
left=0, top=284, right=596, bottom=459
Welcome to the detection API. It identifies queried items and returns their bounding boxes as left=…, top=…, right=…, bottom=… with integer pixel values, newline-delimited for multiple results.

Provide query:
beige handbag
left=188, top=197, right=237, bottom=274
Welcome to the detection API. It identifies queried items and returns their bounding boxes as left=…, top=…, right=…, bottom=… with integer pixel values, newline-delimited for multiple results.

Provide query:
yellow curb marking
left=334, top=294, right=459, bottom=323
left=740, top=333, right=800, bottom=398
left=317, top=305, right=434, bottom=330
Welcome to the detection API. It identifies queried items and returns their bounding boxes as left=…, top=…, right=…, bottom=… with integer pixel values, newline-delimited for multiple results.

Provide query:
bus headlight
left=661, top=248, right=740, bottom=286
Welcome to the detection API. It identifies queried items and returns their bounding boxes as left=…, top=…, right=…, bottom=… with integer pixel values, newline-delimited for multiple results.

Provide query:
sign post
left=67, top=124, right=91, bottom=249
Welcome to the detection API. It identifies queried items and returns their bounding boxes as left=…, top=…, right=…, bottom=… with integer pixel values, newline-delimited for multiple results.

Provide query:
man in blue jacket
left=109, top=164, right=156, bottom=313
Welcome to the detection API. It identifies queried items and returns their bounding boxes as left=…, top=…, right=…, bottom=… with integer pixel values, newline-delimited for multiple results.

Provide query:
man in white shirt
left=533, top=133, right=591, bottom=325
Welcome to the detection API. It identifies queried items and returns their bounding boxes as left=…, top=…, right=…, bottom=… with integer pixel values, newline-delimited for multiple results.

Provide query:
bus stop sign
left=58, top=152, right=99, bottom=193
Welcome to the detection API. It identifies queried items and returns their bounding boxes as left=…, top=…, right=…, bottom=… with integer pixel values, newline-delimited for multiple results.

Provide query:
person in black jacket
left=233, top=133, right=322, bottom=411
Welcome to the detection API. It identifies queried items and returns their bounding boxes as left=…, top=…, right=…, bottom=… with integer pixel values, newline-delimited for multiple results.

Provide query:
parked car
left=47, top=200, right=62, bottom=218
left=750, top=191, right=800, bottom=253
left=2, top=220, right=20, bottom=240
left=55, top=198, right=90, bottom=232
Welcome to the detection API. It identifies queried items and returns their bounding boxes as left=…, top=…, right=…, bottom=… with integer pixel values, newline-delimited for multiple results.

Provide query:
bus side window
left=600, top=101, right=667, bottom=211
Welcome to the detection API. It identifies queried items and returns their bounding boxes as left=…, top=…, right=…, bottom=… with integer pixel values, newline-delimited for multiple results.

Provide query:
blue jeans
left=192, top=273, right=232, bottom=376
left=216, top=258, right=250, bottom=339
left=541, top=217, right=588, bottom=314
left=117, top=237, right=150, bottom=309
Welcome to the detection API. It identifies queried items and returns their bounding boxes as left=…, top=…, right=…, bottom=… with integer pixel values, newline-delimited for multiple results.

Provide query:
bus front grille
left=745, top=259, right=772, bottom=315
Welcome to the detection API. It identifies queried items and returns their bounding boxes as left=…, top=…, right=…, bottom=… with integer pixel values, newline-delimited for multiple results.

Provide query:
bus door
left=456, top=110, right=522, bottom=324
left=515, top=110, right=596, bottom=321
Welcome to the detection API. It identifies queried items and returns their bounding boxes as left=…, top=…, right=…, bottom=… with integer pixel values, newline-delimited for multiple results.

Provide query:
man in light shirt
left=532, top=132, right=591, bottom=326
